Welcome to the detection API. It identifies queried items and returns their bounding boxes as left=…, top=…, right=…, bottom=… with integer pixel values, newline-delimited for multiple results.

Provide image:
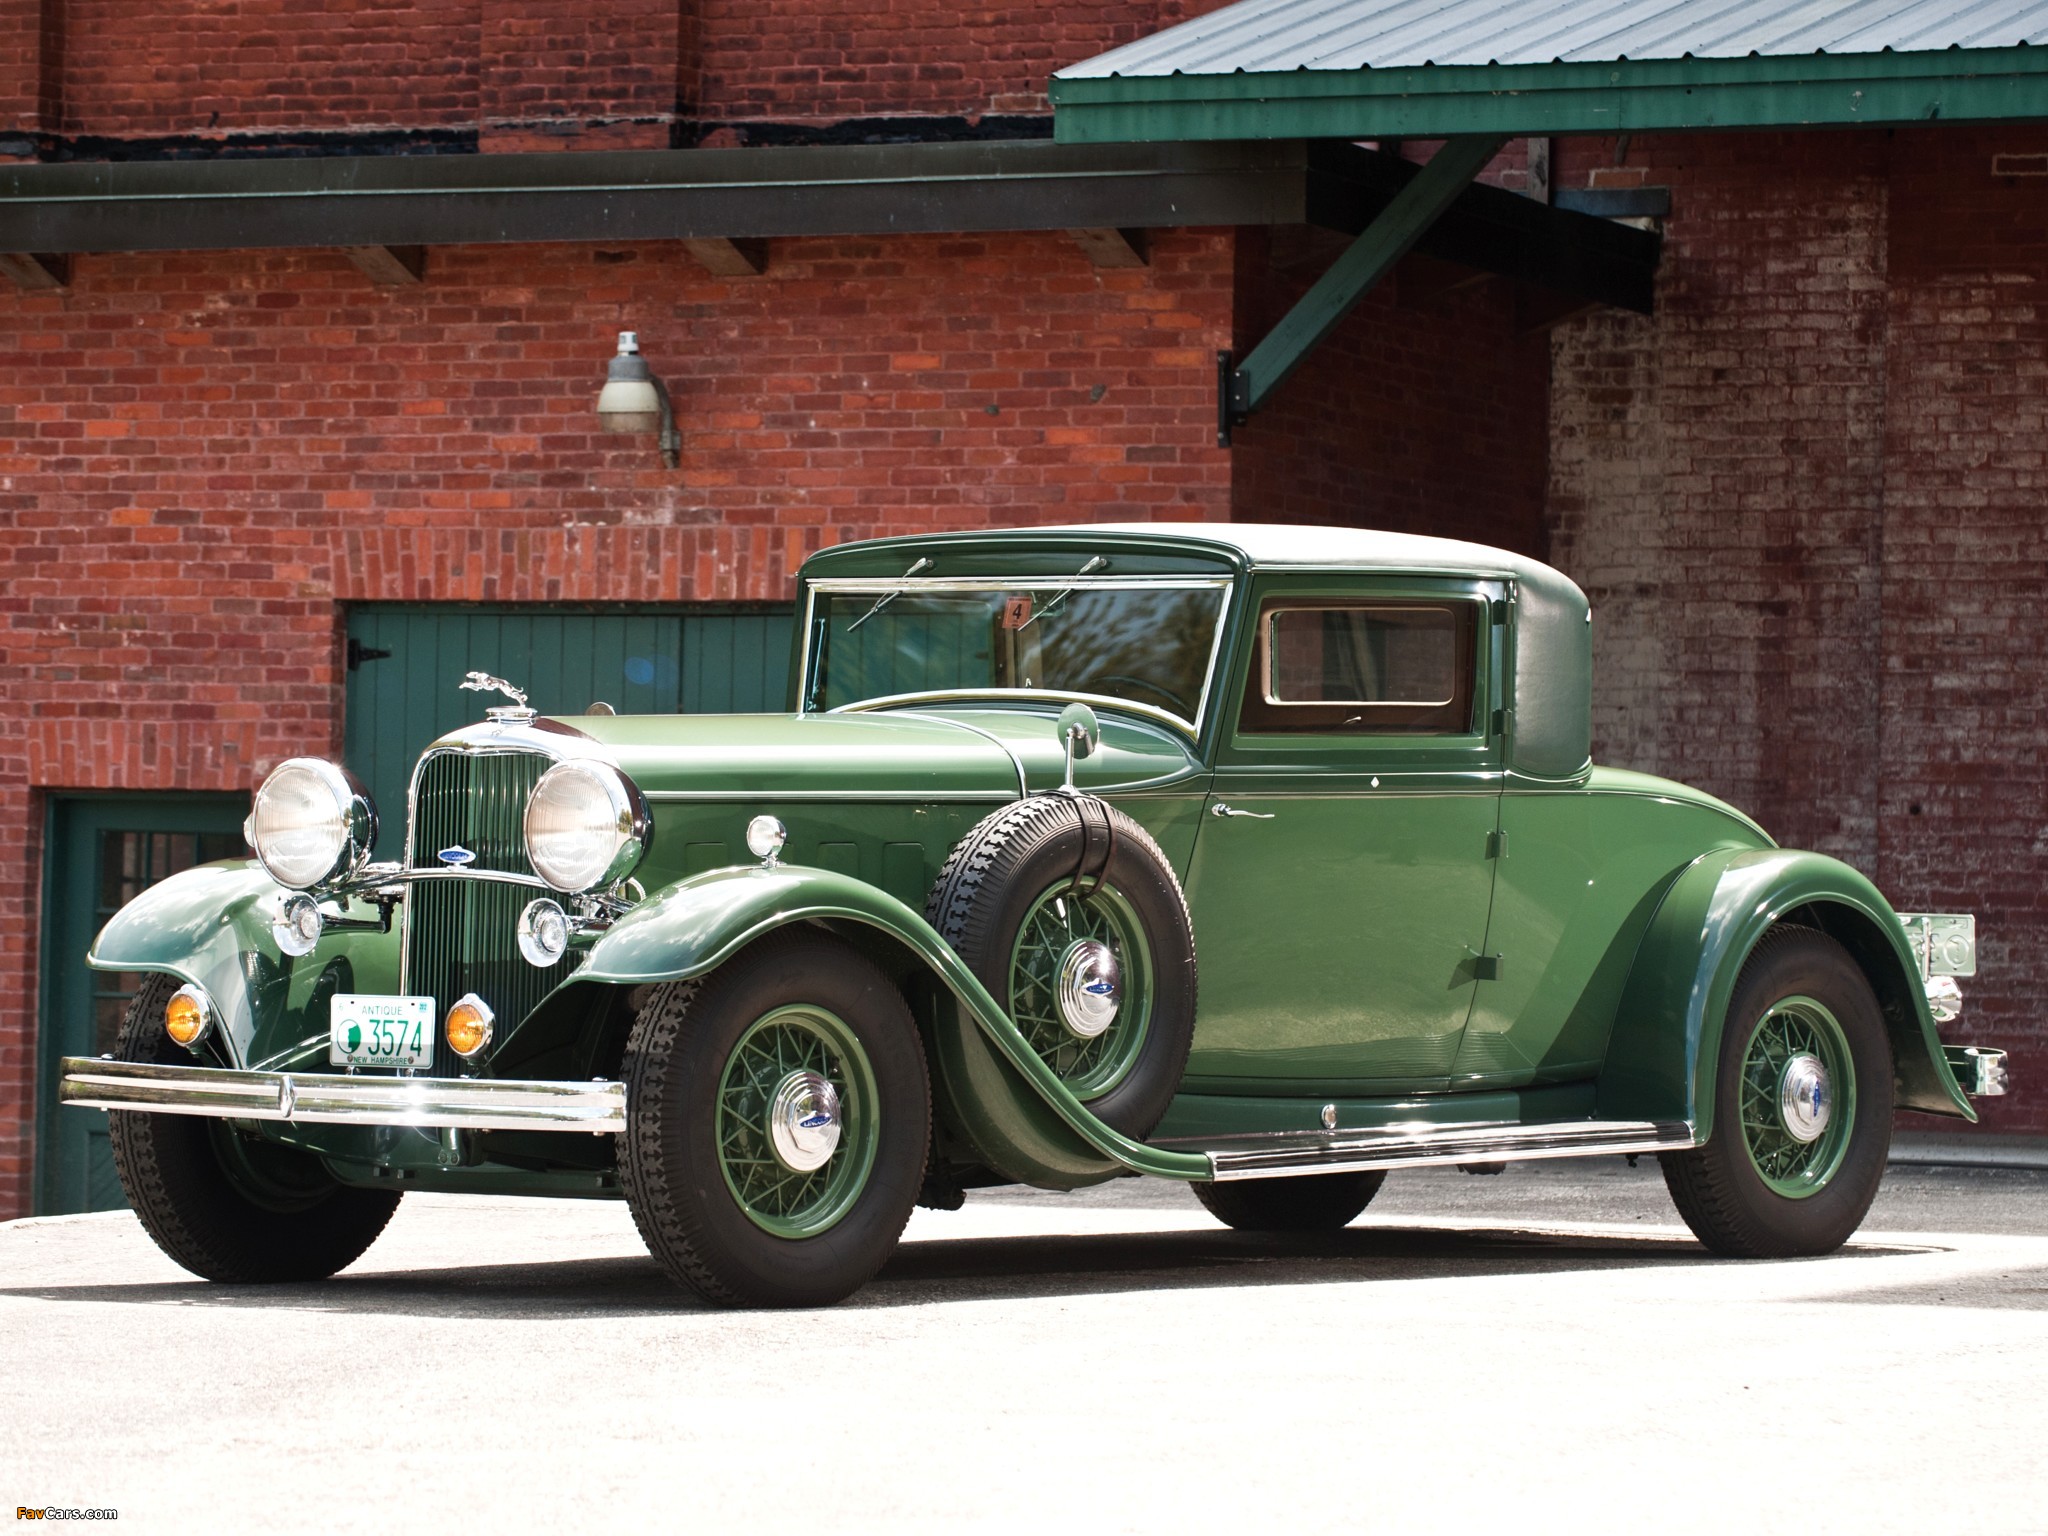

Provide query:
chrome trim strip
left=58, top=1057, right=626, bottom=1134
left=1180, top=1119, right=1696, bottom=1181
left=641, top=789, right=1016, bottom=804
left=379, top=866, right=552, bottom=890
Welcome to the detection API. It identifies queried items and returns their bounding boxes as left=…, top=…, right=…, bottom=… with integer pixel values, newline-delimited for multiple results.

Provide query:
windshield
left=803, top=579, right=1231, bottom=732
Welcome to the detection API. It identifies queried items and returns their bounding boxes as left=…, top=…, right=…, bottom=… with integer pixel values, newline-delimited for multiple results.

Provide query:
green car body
left=67, top=523, right=2001, bottom=1290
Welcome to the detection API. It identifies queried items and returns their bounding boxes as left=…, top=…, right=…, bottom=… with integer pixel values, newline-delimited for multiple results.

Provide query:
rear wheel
left=1193, top=1171, right=1386, bottom=1232
left=1661, top=927, right=1893, bottom=1258
left=108, top=974, right=401, bottom=1283
left=618, top=932, right=930, bottom=1308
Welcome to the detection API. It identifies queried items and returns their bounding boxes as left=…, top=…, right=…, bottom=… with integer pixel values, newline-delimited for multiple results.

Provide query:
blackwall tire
left=107, top=973, right=402, bottom=1283
left=1660, top=926, right=1894, bottom=1258
left=927, top=794, right=1197, bottom=1140
left=618, top=931, right=931, bottom=1308
left=1192, top=1171, right=1387, bottom=1232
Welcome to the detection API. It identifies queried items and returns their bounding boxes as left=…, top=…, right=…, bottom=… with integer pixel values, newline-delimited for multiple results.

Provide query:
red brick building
left=3, top=0, right=2044, bottom=1216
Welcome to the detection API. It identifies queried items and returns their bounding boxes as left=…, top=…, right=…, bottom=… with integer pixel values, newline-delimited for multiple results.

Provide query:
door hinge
left=1485, top=829, right=1508, bottom=860
left=1467, top=952, right=1504, bottom=982
left=346, top=638, right=393, bottom=671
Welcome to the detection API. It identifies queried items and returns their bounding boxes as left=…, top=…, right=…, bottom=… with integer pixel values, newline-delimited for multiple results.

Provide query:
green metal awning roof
left=1051, top=0, right=2048, bottom=142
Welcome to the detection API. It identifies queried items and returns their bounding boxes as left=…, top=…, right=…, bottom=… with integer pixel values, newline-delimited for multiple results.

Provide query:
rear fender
left=575, top=865, right=1209, bottom=1184
left=1597, top=847, right=1974, bottom=1137
left=85, top=861, right=401, bottom=1071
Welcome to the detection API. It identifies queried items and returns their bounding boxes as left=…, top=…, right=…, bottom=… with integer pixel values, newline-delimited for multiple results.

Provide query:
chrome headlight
left=523, top=761, right=650, bottom=893
left=246, top=758, right=377, bottom=890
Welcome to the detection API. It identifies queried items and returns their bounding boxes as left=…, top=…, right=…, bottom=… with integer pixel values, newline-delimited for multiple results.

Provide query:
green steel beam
left=1052, top=45, right=2048, bottom=144
left=1222, top=134, right=1505, bottom=442
left=0, top=139, right=1303, bottom=254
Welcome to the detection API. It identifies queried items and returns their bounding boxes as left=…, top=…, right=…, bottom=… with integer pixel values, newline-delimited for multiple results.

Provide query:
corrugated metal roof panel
left=1056, top=0, right=2048, bottom=79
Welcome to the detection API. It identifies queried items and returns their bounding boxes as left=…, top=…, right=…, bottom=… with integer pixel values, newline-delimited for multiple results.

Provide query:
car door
left=1181, top=578, right=1505, bottom=1094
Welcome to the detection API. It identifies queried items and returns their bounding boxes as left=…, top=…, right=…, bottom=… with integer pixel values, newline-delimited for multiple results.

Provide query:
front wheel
left=108, top=974, right=402, bottom=1282
left=618, top=932, right=931, bottom=1308
left=1661, top=926, right=1894, bottom=1258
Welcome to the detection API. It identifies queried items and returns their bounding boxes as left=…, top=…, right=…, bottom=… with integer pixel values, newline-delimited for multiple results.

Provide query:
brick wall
left=0, top=229, right=1234, bottom=1215
left=56, top=0, right=484, bottom=138
left=5, top=0, right=1231, bottom=151
left=1548, top=126, right=2048, bottom=1131
left=1229, top=224, right=1551, bottom=554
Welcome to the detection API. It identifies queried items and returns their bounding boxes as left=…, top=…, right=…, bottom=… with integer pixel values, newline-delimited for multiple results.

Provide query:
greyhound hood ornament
left=460, top=671, right=536, bottom=721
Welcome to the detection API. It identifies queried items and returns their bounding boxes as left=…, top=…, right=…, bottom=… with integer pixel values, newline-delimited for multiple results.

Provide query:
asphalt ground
left=4, top=1156, right=2045, bottom=1533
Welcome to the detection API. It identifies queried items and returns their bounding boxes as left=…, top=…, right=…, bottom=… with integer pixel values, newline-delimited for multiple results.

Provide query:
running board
left=1171, top=1119, right=1697, bottom=1182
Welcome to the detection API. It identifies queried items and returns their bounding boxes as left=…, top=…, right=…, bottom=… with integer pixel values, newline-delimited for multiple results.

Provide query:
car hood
left=532, top=705, right=1204, bottom=800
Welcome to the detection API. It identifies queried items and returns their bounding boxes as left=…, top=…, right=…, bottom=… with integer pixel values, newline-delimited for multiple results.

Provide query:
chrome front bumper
left=58, top=1057, right=626, bottom=1133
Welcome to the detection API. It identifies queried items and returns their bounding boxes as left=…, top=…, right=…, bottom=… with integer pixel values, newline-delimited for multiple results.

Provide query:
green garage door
left=343, top=605, right=794, bottom=858
left=39, top=795, right=250, bottom=1215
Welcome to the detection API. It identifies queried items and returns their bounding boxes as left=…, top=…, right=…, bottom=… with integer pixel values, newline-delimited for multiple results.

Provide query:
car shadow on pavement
left=0, top=1222, right=1932, bottom=1319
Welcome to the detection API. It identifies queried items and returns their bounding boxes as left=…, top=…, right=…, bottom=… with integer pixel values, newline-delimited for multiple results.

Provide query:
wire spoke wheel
left=1007, top=879, right=1154, bottom=1099
left=1736, top=995, right=1855, bottom=1199
left=714, top=1004, right=881, bottom=1239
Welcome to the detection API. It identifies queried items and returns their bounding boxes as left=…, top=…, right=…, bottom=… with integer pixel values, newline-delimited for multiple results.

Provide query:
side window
left=1238, top=599, right=1479, bottom=735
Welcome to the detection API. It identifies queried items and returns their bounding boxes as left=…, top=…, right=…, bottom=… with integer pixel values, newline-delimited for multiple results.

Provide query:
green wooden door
left=38, top=795, right=249, bottom=1215
left=344, top=605, right=793, bottom=857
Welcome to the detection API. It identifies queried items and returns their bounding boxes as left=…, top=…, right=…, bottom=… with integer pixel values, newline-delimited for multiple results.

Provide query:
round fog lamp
left=164, top=984, right=213, bottom=1048
left=272, top=892, right=324, bottom=957
left=746, top=814, right=787, bottom=866
left=517, top=898, right=571, bottom=968
left=444, top=993, right=495, bottom=1059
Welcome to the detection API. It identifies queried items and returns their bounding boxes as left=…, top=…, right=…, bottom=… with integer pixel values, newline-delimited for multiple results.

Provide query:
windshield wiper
left=845, top=557, right=933, bottom=632
left=1017, top=555, right=1108, bottom=630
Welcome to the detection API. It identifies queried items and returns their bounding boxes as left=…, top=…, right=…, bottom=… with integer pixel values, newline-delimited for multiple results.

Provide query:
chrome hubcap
left=1778, top=1053, right=1832, bottom=1144
left=1056, top=939, right=1120, bottom=1039
left=767, top=1070, right=842, bottom=1172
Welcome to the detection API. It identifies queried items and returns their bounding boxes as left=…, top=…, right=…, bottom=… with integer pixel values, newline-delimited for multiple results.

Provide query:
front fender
left=1596, top=847, right=1974, bottom=1137
left=86, top=861, right=400, bottom=1071
left=576, top=865, right=1209, bottom=1182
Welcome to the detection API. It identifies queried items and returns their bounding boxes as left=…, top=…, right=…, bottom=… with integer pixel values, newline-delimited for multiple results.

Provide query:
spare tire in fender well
left=925, top=794, right=1197, bottom=1147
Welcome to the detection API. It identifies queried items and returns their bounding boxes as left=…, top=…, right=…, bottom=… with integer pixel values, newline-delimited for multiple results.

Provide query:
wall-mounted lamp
left=595, top=331, right=679, bottom=468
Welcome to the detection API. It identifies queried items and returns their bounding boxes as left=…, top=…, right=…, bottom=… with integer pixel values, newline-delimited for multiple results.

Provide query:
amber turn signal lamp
left=444, top=993, right=495, bottom=1059
left=164, top=984, right=212, bottom=1048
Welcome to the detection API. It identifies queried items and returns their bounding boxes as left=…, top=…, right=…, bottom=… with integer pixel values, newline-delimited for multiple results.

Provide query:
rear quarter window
left=1238, top=600, right=1478, bottom=735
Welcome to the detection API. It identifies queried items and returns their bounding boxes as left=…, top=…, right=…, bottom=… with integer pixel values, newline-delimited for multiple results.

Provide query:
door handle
left=1210, top=803, right=1274, bottom=819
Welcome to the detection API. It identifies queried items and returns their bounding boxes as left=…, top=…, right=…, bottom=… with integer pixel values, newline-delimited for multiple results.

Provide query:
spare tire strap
left=1065, top=794, right=1117, bottom=899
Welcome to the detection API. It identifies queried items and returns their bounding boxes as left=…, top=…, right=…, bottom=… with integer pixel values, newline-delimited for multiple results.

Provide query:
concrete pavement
left=4, top=1158, right=2045, bottom=1532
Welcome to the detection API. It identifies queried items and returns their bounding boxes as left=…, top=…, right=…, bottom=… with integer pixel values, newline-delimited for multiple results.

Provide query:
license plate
left=330, top=994, right=436, bottom=1069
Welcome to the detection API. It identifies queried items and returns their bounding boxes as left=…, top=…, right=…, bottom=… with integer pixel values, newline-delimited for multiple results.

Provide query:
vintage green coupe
left=62, top=524, right=2006, bottom=1306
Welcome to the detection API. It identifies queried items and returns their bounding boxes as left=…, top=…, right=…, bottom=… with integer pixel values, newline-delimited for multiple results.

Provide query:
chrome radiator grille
left=405, top=749, right=576, bottom=1067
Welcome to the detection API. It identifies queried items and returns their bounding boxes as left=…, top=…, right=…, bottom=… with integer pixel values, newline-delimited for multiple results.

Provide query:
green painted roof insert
left=1051, top=0, right=2048, bottom=140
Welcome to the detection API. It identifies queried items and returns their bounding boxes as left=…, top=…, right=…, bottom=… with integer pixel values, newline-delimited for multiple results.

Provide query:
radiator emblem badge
left=439, top=846, right=477, bottom=867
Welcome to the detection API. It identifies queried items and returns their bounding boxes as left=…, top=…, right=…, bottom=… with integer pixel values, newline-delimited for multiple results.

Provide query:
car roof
left=1026, top=521, right=1543, bottom=577
left=804, top=522, right=1594, bottom=781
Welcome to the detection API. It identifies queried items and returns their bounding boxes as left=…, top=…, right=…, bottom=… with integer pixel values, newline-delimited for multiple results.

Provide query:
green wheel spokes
left=1737, top=994, right=1856, bottom=1199
left=1007, top=880, right=1153, bottom=1099
left=715, top=1005, right=880, bottom=1238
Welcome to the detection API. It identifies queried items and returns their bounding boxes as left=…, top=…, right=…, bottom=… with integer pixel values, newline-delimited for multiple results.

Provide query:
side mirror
left=1056, top=702, right=1100, bottom=793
